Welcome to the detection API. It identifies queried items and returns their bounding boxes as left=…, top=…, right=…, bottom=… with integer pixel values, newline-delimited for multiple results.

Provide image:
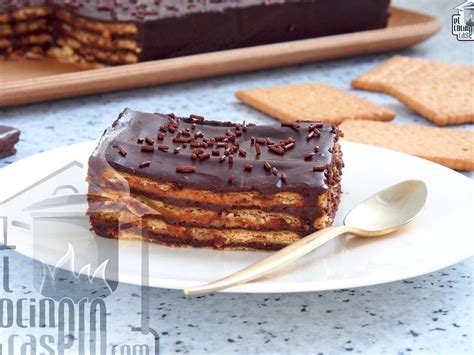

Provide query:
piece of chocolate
left=0, top=1, right=391, bottom=66
left=87, top=109, right=343, bottom=251
left=0, top=125, right=20, bottom=159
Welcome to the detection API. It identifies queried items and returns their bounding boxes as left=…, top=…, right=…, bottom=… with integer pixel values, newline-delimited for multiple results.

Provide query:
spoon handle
left=184, top=225, right=352, bottom=296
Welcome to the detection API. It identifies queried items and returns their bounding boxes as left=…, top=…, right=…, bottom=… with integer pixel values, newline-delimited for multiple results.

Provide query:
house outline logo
left=0, top=160, right=85, bottom=248
left=452, top=1, right=474, bottom=40
left=0, top=160, right=117, bottom=302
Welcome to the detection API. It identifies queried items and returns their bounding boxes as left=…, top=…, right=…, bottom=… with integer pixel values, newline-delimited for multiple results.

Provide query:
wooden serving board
left=0, top=7, right=440, bottom=108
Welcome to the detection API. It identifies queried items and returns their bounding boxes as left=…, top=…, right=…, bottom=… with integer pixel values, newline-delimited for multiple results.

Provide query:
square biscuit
left=339, top=120, right=474, bottom=171
left=352, top=56, right=474, bottom=126
left=235, top=83, right=395, bottom=125
left=351, top=56, right=467, bottom=92
left=386, top=79, right=474, bottom=126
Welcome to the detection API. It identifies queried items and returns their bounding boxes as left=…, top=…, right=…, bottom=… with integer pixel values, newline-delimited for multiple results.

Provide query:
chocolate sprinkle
left=199, top=153, right=210, bottom=160
left=313, top=165, right=325, bottom=172
left=269, top=145, right=285, bottom=155
left=158, top=144, right=169, bottom=152
left=145, top=136, right=155, bottom=145
left=272, top=167, right=278, bottom=176
left=264, top=161, right=272, bottom=171
left=139, top=161, right=151, bottom=168
left=255, top=143, right=261, bottom=156
left=244, top=164, right=253, bottom=171
left=118, top=145, right=128, bottom=157
left=141, top=146, right=155, bottom=152
left=176, top=165, right=196, bottom=173
left=173, top=137, right=192, bottom=143
left=308, top=122, right=323, bottom=131
left=174, top=147, right=181, bottom=154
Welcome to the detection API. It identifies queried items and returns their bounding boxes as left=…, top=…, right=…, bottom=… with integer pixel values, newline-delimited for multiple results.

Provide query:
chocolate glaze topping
left=90, top=108, right=341, bottom=194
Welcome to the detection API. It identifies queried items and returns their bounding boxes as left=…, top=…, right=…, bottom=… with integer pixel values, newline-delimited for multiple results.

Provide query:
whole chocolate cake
left=1, top=0, right=391, bottom=66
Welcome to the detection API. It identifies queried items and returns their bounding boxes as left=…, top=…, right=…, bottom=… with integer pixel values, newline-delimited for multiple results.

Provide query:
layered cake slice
left=87, top=109, right=343, bottom=251
left=1, top=0, right=391, bottom=66
left=0, top=125, right=20, bottom=159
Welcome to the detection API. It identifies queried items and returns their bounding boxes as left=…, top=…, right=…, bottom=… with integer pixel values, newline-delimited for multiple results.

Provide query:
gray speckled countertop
left=0, top=1, right=472, bottom=354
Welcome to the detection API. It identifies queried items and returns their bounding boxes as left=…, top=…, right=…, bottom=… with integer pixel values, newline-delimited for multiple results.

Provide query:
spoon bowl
left=344, top=180, right=428, bottom=236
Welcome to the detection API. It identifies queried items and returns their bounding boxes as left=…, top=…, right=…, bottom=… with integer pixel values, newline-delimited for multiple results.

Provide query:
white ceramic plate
left=0, top=141, right=472, bottom=293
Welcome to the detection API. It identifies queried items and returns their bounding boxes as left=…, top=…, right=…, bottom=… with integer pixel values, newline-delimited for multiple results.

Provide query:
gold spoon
left=184, top=180, right=427, bottom=296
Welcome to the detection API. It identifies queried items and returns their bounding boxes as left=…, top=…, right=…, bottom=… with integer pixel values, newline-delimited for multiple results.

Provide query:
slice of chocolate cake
left=87, top=109, right=343, bottom=251
left=0, top=125, right=20, bottom=159
left=1, top=0, right=391, bottom=66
